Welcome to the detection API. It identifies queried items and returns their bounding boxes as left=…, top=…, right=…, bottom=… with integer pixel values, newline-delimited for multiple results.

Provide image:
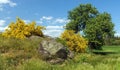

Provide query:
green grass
left=1, top=33, right=120, bottom=70
left=92, top=45, right=120, bottom=55
left=16, top=53, right=120, bottom=70
left=1, top=50, right=120, bottom=70
left=103, top=45, right=120, bottom=53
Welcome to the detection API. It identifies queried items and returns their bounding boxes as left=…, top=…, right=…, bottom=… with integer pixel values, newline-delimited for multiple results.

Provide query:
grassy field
left=0, top=34, right=120, bottom=70
left=103, top=45, right=120, bottom=53
left=92, top=45, right=120, bottom=55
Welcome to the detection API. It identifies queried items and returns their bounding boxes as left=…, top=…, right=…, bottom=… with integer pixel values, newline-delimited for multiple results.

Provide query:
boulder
left=39, top=39, right=68, bottom=62
left=28, top=35, right=43, bottom=40
left=68, top=50, right=74, bottom=59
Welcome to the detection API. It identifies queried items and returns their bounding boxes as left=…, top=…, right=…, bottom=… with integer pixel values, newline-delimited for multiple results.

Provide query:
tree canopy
left=65, top=4, right=114, bottom=49
left=66, top=4, right=98, bottom=33
left=84, top=12, right=114, bottom=49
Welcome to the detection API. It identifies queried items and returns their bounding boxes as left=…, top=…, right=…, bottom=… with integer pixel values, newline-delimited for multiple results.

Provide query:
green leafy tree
left=65, top=4, right=114, bottom=49
left=84, top=13, right=114, bottom=49
left=66, top=4, right=98, bottom=33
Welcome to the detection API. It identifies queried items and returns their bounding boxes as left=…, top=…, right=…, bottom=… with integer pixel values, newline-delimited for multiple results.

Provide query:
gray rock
left=68, top=50, right=74, bottom=59
left=39, top=39, right=68, bottom=61
left=28, top=35, right=43, bottom=40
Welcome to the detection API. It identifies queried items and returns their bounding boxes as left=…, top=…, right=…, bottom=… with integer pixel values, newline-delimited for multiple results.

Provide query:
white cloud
left=37, top=16, right=53, bottom=24
left=0, top=26, right=8, bottom=31
left=43, top=25, right=64, bottom=37
left=114, top=33, right=120, bottom=37
left=36, top=20, right=43, bottom=24
left=41, top=16, right=53, bottom=20
left=0, top=0, right=16, bottom=11
left=46, top=26, right=63, bottom=29
left=23, top=20, right=30, bottom=24
left=0, top=0, right=16, bottom=7
left=43, top=29, right=63, bottom=37
left=0, top=27, right=4, bottom=31
left=0, top=20, right=6, bottom=26
left=55, top=18, right=70, bottom=23
left=37, top=16, right=70, bottom=37
left=39, top=16, right=69, bottom=25
left=9, top=1, right=16, bottom=7
left=0, top=0, right=9, bottom=4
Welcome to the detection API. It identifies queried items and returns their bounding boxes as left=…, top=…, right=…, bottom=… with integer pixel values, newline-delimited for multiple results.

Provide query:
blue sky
left=0, top=0, right=120, bottom=37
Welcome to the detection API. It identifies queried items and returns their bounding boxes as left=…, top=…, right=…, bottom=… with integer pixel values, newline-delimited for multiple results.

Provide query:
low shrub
left=2, top=17, right=45, bottom=39
left=60, top=30, right=88, bottom=52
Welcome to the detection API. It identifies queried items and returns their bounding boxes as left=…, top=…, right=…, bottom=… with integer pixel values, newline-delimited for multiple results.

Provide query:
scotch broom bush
left=2, top=17, right=45, bottom=39
left=61, top=30, right=88, bottom=52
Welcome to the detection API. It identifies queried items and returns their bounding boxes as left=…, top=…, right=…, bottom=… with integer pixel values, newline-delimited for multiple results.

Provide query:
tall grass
left=0, top=55, right=6, bottom=70
left=16, top=54, right=120, bottom=70
left=1, top=33, right=120, bottom=70
left=0, top=34, right=43, bottom=69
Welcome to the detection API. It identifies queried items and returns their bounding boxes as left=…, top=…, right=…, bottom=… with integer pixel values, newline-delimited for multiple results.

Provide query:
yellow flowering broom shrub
left=2, top=18, right=45, bottom=39
left=61, top=30, right=88, bottom=52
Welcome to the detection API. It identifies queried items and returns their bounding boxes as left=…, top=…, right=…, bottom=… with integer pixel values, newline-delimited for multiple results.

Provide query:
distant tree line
left=105, top=36, right=120, bottom=46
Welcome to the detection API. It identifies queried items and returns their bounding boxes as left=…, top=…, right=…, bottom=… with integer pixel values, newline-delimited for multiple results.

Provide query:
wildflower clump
left=61, top=30, right=88, bottom=52
left=2, top=18, right=45, bottom=39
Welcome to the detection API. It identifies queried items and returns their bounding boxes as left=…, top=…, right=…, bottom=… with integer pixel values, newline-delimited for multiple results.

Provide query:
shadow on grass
left=92, top=50, right=118, bottom=55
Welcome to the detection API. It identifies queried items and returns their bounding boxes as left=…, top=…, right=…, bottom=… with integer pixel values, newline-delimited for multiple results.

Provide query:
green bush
left=111, top=40, right=120, bottom=45
left=55, top=37, right=66, bottom=46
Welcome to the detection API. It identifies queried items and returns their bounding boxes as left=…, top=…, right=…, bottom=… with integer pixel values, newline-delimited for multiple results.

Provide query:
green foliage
left=105, top=36, right=120, bottom=45
left=66, top=4, right=98, bottom=33
left=112, top=40, right=120, bottom=45
left=84, top=13, right=114, bottom=49
left=55, top=37, right=66, bottom=46
left=61, top=30, right=88, bottom=52
left=65, top=4, right=114, bottom=49
left=2, top=17, right=45, bottom=39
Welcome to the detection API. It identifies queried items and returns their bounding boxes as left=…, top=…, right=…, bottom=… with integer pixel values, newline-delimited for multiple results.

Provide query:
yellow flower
left=61, top=30, right=88, bottom=52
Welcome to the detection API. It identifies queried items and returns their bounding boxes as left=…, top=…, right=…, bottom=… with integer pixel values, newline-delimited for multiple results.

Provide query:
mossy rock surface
left=39, top=38, right=68, bottom=63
